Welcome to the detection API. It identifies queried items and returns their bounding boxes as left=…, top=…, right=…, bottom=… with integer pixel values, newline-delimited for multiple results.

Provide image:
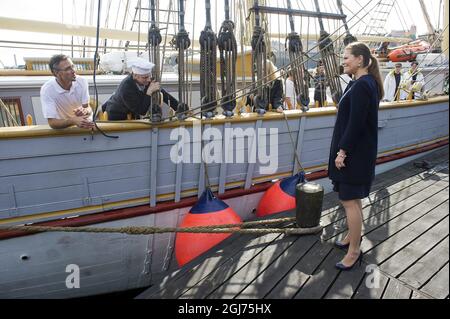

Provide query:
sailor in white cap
left=131, top=58, right=154, bottom=75
left=102, top=58, right=179, bottom=121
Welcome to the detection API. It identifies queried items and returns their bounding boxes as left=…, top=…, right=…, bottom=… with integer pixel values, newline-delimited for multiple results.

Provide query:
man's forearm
left=48, top=118, right=74, bottom=129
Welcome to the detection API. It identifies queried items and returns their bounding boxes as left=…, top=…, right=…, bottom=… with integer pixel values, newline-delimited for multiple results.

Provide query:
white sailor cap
left=131, top=58, right=155, bottom=75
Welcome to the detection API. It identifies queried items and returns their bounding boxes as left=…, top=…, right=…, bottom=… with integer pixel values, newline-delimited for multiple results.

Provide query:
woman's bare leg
left=339, top=199, right=363, bottom=266
left=338, top=199, right=363, bottom=244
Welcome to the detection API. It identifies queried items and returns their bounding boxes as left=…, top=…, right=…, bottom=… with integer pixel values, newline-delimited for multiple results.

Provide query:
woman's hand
left=335, top=149, right=347, bottom=170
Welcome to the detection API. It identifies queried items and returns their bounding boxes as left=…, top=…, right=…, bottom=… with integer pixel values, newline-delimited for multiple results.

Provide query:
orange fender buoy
left=175, top=188, right=242, bottom=267
left=256, top=172, right=305, bottom=217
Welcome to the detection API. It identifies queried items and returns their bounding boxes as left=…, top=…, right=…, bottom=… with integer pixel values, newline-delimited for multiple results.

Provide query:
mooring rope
left=0, top=216, right=323, bottom=236
left=0, top=224, right=323, bottom=236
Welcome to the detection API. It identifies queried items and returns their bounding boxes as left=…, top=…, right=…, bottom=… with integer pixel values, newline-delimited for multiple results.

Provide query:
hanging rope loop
left=251, top=26, right=265, bottom=51
left=175, top=30, right=191, bottom=50
left=318, top=30, right=333, bottom=51
left=217, top=20, right=236, bottom=51
left=199, top=0, right=218, bottom=118
left=287, top=32, right=302, bottom=53
left=148, top=26, right=162, bottom=46
left=217, top=10, right=237, bottom=116
left=343, top=33, right=357, bottom=46
left=200, top=28, right=217, bottom=50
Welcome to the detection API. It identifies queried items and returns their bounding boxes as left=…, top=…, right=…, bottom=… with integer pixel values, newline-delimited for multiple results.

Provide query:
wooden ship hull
left=0, top=0, right=448, bottom=299
left=0, top=95, right=448, bottom=298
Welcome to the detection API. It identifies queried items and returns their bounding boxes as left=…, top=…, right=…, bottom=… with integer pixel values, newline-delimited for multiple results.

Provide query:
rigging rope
left=251, top=0, right=269, bottom=115
left=313, top=0, right=343, bottom=105
left=99, top=0, right=381, bottom=123
left=282, top=112, right=305, bottom=174
left=414, top=26, right=450, bottom=93
left=421, top=56, right=449, bottom=96
left=172, top=0, right=191, bottom=120
left=393, top=1, right=408, bottom=33
left=218, top=0, right=238, bottom=117
left=336, top=0, right=357, bottom=46
left=188, top=0, right=196, bottom=109
left=238, top=0, right=247, bottom=109
left=286, top=0, right=311, bottom=111
left=157, top=0, right=380, bottom=121
left=147, top=0, right=163, bottom=122
left=92, top=0, right=119, bottom=139
left=118, top=0, right=131, bottom=48
left=137, top=0, right=142, bottom=55
left=199, top=0, right=218, bottom=118
left=412, top=23, right=449, bottom=72
left=160, top=0, right=174, bottom=77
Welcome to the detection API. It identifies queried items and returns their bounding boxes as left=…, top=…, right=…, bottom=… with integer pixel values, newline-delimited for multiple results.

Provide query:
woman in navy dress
left=328, top=42, right=384, bottom=270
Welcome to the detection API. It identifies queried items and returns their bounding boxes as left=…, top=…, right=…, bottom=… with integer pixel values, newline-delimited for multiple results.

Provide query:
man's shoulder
left=75, top=76, right=88, bottom=85
left=121, top=74, right=134, bottom=84
left=73, top=76, right=89, bottom=91
left=40, top=78, right=57, bottom=95
left=118, top=74, right=138, bottom=91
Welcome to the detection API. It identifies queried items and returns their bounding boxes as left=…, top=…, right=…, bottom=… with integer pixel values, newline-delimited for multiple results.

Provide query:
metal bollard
left=295, top=182, right=324, bottom=228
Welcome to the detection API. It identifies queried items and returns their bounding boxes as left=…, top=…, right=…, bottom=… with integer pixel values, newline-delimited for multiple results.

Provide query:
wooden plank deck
left=137, top=146, right=449, bottom=299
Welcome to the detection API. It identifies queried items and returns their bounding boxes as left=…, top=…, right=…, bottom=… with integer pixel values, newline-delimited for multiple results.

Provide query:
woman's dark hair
left=346, top=42, right=384, bottom=100
left=49, top=54, right=70, bottom=74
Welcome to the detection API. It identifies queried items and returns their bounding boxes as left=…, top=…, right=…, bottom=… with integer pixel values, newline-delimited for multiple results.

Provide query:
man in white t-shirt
left=40, top=54, right=94, bottom=129
left=284, top=70, right=296, bottom=110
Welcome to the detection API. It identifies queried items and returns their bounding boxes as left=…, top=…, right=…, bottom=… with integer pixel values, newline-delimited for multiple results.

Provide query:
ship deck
left=137, top=146, right=449, bottom=299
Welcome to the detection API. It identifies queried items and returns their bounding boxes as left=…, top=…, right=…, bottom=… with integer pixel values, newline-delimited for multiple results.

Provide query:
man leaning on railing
left=40, top=54, right=94, bottom=129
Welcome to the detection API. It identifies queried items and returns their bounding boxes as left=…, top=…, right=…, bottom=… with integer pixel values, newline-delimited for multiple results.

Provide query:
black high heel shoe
left=335, top=251, right=363, bottom=271
left=334, top=237, right=363, bottom=249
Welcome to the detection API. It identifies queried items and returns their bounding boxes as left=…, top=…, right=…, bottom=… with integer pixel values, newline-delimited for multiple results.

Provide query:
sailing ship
left=0, top=0, right=448, bottom=298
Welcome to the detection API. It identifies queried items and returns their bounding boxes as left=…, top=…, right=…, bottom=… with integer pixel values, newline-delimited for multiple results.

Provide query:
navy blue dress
left=328, top=74, right=380, bottom=200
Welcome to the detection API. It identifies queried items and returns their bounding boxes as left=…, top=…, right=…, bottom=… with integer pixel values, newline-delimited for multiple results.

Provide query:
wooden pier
left=137, top=146, right=449, bottom=299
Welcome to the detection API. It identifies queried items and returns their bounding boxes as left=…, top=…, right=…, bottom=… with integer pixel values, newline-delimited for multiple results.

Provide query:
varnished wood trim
left=1, top=96, right=447, bottom=139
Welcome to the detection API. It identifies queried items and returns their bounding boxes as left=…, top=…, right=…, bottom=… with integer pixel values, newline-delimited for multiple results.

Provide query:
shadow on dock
left=137, top=146, right=449, bottom=299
